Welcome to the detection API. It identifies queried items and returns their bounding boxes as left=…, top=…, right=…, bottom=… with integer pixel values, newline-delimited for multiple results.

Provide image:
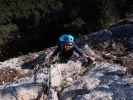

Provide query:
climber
left=45, top=34, right=96, bottom=64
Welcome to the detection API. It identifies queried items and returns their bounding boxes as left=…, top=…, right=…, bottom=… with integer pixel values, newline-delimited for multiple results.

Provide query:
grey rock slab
left=60, top=62, right=133, bottom=100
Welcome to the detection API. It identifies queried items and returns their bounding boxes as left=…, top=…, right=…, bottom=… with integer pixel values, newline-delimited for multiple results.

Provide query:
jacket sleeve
left=50, top=46, right=60, bottom=57
left=73, top=44, right=84, bottom=56
left=45, top=46, right=60, bottom=60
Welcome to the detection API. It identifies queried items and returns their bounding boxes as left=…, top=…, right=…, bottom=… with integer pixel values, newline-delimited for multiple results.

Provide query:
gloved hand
left=83, top=54, right=94, bottom=63
left=81, top=56, right=92, bottom=67
left=45, top=56, right=55, bottom=65
left=86, top=57, right=94, bottom=65
left=43, top=57, right=50, bottom=65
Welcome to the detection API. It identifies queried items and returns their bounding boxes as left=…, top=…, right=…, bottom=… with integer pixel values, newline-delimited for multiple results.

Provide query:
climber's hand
left=86, top=57, right=94, bottom=65
left=83, top=54, right=94, bottom=62
left=43, top=57, right=50, bottom=65
left=81, top=57, right=92, bottom=67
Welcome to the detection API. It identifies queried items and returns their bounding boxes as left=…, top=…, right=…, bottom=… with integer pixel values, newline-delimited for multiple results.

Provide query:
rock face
left=0, top=53, right=49, bottom=100
left=0, top=83, right=46, bottom=100
left=89, top=29, right=112, bottom=43
left=0, top=54, right=132, bottom=100
left=51, top=61, right=82, bottom=88
left=0, top=32, right=132, bottom=99
left=79, top=24, right=133, bottom=51
left=60, top=62, right=133, bottom=100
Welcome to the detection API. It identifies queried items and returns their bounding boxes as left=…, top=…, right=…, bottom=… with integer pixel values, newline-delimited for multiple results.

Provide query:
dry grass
left=0, top=68, right=31, bottom=85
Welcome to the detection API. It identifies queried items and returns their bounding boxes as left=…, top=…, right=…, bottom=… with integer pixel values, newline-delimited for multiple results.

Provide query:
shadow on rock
left=21, top=53, right=46, bottom=69
left=60, top=89, right=90, bottom=100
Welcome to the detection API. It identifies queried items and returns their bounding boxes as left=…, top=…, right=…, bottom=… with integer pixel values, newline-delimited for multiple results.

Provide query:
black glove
left=81, top=57, right=92, bottom=67
left=86, top=57, right=94, bottom=65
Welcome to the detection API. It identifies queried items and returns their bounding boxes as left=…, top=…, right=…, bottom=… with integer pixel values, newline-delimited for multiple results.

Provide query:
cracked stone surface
left=0, top=53, right=132, bottom=100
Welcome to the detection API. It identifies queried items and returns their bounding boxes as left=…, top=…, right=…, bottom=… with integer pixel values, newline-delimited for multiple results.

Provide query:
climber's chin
left=64, top=44, right=73, bottom=51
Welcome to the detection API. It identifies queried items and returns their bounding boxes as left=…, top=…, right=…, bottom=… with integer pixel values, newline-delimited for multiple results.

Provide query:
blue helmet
left=58, top=34, right=74, bottom=45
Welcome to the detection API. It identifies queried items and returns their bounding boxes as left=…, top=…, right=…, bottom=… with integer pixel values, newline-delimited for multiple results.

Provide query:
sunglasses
left=64, top=43, right=73, bottom=48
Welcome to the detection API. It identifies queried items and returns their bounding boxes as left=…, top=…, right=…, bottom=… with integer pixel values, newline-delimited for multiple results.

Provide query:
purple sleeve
left=73, top=44, right=83, bottom=56
left=51, top=46, right=60, bottom=57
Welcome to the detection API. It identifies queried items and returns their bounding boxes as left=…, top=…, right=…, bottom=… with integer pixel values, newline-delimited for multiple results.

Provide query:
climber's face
left=64, top=43, right=73, bottom=51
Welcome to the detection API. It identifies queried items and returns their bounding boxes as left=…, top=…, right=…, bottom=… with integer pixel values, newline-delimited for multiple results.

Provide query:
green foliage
left=0, top=24, right=18, bottom=34
left=0, top=0, right=63, bottom=25
left=0, top=0, right=132, bottom=60
left=96, top=0, right=116, bottom=28
left=0, top=24, right=18, bottom=45
left=0, top=0, right=131, bottom=28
